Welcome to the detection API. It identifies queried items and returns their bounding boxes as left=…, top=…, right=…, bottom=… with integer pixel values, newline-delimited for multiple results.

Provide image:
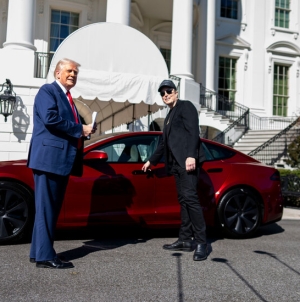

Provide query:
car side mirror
left=84, top=150, right=108, bottom=162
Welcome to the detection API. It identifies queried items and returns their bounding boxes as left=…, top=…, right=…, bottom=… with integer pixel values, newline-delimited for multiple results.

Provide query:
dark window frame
left=220, top=0, right=239, bottom=20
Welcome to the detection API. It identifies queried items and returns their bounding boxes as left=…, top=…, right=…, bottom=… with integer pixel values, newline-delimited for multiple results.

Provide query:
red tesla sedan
left=0, top=132, right=283, bottom=244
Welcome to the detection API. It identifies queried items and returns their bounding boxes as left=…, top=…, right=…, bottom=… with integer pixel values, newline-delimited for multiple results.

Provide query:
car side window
left=93, top=135, right=160, bottom=163
left=202, top=141, right=235, bottom=160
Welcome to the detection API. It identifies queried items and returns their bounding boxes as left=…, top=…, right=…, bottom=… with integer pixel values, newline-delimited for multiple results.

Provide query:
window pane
left=220, top=0, right=238, bottom=19
left=61, top=11, right=70, bottom=24
left=50, top=24, right=60, bottom=37
left=60, top=25, right=69, bottom=38
left=219, top=57, right=225, bottom=66
left=283, top=107, right=287, bottom=116
left=70, top=13, right=79, bottom=26
left=70, top=26, right=78, bottom=34
left=51, top=10, right=60, bottom=23
left=275, top=0, right=290, bottom=29
left=50, top=38, right=59, bottom=52
left=273, top=64, right=289, bottom=117
left=218, top=57, right=237, bottom=107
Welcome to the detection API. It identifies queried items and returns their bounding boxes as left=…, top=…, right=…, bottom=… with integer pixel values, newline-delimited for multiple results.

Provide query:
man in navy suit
left=27, top=58, right=95, bottom=269
left=142, top=79, right=207, bottom=261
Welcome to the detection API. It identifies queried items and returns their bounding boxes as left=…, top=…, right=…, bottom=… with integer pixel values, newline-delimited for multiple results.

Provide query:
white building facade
left=0, top=0, right=299, bottom=160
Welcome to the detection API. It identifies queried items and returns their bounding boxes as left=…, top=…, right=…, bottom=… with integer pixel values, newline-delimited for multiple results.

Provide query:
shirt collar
left=56, top=80, right=68, bottom=94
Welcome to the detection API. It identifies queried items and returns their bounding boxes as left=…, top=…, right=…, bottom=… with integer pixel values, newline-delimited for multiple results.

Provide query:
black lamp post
left=0, top=79, right=17, bottom=122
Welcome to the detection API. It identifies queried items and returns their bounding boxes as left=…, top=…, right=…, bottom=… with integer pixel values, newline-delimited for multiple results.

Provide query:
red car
left=0, top=131, right=283, bottom=244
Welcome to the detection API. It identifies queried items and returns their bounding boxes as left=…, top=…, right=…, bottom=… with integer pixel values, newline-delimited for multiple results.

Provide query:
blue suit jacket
left=27, top=81, right=83, bottom=176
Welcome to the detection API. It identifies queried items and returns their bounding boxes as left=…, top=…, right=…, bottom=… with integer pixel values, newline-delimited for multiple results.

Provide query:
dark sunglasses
left=160, top=89, right=174, bottom=97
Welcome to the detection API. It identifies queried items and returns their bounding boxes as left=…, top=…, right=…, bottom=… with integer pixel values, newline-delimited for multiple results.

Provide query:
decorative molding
left=267, top=41, right=300, bottom=57
left=151, top=22, right=172, bottom=37
left=2, top=0, right=8, bottom=22
left=37, top=0, right=44, bottom=15
left=241, top=23, right=247, bottom=31
left=241, top=0, right=247, bottom=31
left=151, top=22, right=172, bottom=49
left=270, top=27, right=299, bottom=39
left=87, top=0, right=94, bottom=22
left=193, top=3, right=199, bottom=28
left=216, top=34, right=251, bottom=50
left=131, top=2, right=144, bottom=27
left=268, top=53, right=272, bottom=73
left=244, top=49, right=249, bottom=71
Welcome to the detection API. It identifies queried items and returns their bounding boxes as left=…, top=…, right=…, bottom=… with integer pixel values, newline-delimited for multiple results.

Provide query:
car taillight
left=270, top=170, right=281, bottom=181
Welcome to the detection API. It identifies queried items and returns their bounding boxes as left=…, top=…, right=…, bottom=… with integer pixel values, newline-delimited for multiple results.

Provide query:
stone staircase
left=199, top=107, right=232, bottom=132
left=233, top=129, right=280, bottom=155
left=234, top=126, right=300, bottom=168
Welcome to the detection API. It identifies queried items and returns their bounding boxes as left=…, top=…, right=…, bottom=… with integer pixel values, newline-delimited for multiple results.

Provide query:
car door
left=151, top=140, right=234, bottom=227
left=63, top=134, right=159, bottom=227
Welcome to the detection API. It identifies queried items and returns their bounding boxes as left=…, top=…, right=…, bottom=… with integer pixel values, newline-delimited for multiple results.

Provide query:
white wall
left=1, top=0, right=300, bottom=161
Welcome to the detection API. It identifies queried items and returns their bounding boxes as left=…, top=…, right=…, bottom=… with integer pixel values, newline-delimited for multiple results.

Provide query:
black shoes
left=193, top=244, right=208, bottom=261
left=163, top=240, right=194, bottom=252
left=36, top=257, right=74, bottom=269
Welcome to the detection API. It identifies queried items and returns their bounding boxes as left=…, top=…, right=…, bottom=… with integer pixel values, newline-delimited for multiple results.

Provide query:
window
left=218, top=57, right=237, bottom=102
left=94, top=135, right=159, bottom=163
left=202, top=142, right=235, bottom=161
left=160, top=48, right=171, bottom=73
left=50, top=10, right=79, bottom=52
left=220, top=0, right=238, bottom=19
left=273, top=64, right=289, bottom=116
left=275, top=0, right=290, bottom=28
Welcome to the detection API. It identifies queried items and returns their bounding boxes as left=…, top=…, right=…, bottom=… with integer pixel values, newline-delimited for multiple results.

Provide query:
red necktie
left=66, top=91, right=82, bottom=149
left=66, top=91, right=78, bottom=123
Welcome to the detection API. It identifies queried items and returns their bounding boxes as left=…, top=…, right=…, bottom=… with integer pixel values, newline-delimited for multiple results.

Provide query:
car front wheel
left=0, top=181, right=34, bottom=244
left=217, top=187, right=262, bottom=239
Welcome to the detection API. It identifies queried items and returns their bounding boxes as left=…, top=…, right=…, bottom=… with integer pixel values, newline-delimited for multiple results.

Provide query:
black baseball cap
left=158, top=79, right=177, bottom=92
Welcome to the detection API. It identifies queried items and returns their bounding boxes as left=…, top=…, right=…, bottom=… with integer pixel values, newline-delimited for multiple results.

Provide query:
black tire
left=0, top=181, right=34, bottom=244
left=217, top=187, right=262, bottom=239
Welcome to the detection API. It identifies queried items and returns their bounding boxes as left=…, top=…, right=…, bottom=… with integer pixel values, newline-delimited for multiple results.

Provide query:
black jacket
left=149, top=99, right=205, bottom=174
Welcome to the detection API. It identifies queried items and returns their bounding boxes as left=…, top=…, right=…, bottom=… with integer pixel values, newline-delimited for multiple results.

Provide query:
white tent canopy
left=47, top=22, right=169, bottom=132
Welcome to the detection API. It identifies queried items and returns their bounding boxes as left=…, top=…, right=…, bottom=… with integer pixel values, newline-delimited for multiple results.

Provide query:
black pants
left=171, top=161, right=206, bottom=244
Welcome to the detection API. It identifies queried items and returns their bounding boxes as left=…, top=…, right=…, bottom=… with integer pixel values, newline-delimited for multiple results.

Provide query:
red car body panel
left=0, top=132, right=283, bottom=235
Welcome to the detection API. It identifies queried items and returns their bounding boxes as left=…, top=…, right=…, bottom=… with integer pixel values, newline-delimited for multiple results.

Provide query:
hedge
left=278, top=169, right=300, bottom=208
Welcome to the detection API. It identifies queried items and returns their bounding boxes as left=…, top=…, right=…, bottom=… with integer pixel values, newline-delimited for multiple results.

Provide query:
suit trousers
left=30, top=170, right=69, bottom=261
left=171, top=161, right=206, bottom=244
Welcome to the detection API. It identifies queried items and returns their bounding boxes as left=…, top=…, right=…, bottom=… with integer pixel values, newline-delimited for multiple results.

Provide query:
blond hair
left=54, top=58, right=81, bottom=78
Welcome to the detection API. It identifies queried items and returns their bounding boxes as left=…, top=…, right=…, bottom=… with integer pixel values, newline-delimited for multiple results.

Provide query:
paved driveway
left=1, top=218, right=299, bottom=302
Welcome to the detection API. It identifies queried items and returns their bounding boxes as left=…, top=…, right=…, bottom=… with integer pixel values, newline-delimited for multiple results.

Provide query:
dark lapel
left=166, top=99, right=180, bottom=137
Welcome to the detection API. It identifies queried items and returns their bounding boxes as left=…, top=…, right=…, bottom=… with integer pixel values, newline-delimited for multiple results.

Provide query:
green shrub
left=278, top=169, right=300, bottom=208
left=278, top=168, right=300, bottom=178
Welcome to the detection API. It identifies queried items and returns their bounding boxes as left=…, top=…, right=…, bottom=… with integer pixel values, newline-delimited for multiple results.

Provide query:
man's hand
left=142, top=161, right=152, bottom=172
left=82, top=123, right=96, bottom=137
left=186, top=157, right=196, bottom=172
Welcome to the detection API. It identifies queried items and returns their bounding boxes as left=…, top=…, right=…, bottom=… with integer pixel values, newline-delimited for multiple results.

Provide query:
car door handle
left=207, top=168, right=223, bottom=173
left=132, top=170, right=153, bottom=176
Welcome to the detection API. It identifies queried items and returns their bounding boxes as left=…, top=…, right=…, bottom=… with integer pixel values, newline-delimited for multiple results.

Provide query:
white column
left=3, top=0, right=36, bottom=50
left=170, top=0, right=193, bottom=78
left=206, top=0, right=216, bottom=91
left=106, top=0, right=131, bottom=26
